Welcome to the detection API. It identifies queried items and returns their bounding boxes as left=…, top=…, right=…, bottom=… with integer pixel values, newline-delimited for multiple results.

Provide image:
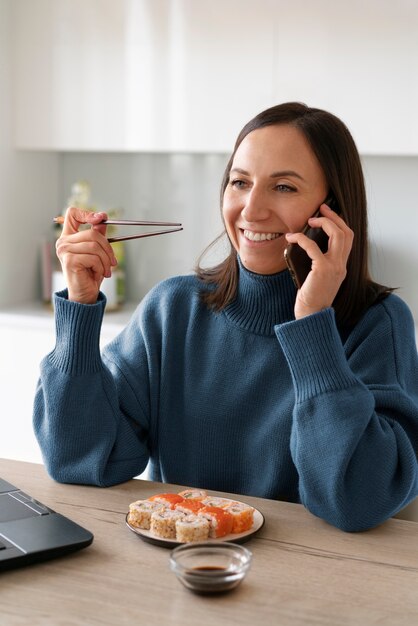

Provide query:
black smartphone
left=284, top=195, right=340, bottom=289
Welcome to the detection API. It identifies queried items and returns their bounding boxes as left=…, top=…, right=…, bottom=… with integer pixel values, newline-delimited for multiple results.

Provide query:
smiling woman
left=34, top=102, right=418, bottom=533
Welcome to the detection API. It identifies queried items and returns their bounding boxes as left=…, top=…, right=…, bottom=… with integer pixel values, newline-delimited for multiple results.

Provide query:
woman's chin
left=240, top=254, right=287, bottom=276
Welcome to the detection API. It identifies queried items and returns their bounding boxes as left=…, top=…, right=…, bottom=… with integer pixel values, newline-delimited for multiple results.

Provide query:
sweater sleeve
left=275, top=298, right=418, bottom=532
left=33, top=291, right=150, bottom=486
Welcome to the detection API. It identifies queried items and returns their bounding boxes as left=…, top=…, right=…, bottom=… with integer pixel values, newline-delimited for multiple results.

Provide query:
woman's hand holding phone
left=284, top=204, right=354, bottom=320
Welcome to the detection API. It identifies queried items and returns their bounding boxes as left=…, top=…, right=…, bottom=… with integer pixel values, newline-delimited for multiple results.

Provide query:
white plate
left=125, top=499, right=265, bottom=548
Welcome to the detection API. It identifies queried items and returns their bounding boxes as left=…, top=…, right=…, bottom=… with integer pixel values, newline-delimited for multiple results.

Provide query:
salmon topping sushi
left=198, top=506, right=234, bottom=538
left=148, top=493, right=185, bottom=509
left=225, top=502, right=254, bottom=533
left=174, top=500, right=205, bottom=515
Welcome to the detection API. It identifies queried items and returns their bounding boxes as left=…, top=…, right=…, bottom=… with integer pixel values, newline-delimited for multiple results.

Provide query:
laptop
left=0, top=476, right=93, bottom=571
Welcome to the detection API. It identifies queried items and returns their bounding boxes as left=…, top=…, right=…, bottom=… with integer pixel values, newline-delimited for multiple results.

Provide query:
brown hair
left=196, top=102, right=392, bottom=327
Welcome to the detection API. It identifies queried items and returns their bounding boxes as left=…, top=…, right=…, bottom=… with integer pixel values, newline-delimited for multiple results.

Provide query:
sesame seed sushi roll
left=148, top=493, right=185, bottom=509
left=128, top=500, right=165, bottom=529
left=175, top=499, right=205, bottom=515
left=202, top=496, right=236, bottom=509
left=178, top=488, right=207, bottom=501
left=150, top=509, right=184, bottom=539
left=225, top=502, right=255, bottom=533
left=198, top=506, right=234, bottom=538
left=175, top=514, right=210, bottom=543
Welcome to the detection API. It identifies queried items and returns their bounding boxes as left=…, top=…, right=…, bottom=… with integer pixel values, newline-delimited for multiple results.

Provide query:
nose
left=241, top=186, right=271, bottom=222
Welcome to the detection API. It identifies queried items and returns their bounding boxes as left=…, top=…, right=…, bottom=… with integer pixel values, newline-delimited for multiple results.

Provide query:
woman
left=34, top=103, right=418, bottom=532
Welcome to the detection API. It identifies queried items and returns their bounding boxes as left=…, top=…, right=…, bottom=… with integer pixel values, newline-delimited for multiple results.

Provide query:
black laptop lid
left=0, top=476, right=93, bottom=571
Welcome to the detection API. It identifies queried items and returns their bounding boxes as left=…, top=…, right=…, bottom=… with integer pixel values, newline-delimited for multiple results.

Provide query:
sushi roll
left=128, top=500, right=165, bottom=529
left=175, top=514, right=210, bottom=543
left=150, top=509, right=184, bottom=539
left=174, top=500, right=205, bottom=515
left=201, top=496, right=236, bottom=509
left=198, top=506, right=234, bottom=538
left=178, top=488, right=207, bottom=501
left=148, top=493, right=185, bottom=509
left=225, top=501, right=254, bottom=533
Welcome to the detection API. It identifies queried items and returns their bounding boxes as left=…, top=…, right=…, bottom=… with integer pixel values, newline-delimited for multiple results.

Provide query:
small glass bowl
left=170, top=542, right=253, bottom=594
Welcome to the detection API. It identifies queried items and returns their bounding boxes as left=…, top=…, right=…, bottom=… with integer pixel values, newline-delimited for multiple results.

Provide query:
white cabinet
left=124, top=0, right=276, bottom=152
left=14, top=0, right=127, bottom=151
left=0, top=306, right=133, bottom=464
left=13, top=0, right=275, bottom=152
left=0, top=317, right=54, bottom=464
left=271, top=1, right=418, bottom=155
left=13, top=0, right=418, bottom=154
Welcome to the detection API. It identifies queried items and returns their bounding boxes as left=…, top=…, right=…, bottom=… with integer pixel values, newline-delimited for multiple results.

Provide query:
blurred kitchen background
left=0, top=0, right=417, bottom=517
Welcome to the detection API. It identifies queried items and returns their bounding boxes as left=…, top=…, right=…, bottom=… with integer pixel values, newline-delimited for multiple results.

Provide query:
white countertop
left=0, top=301, right=136, bottom=331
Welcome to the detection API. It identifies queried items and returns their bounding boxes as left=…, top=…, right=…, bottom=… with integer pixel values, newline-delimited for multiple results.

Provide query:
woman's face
left=222, top=124, right=328, bottom=275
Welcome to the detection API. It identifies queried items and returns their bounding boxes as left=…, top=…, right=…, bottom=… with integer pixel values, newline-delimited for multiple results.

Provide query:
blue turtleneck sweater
left=33, top=264, right=418, bottom=531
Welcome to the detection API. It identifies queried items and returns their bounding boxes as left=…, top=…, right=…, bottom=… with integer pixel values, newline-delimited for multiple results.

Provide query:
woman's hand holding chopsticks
left=55, top=207, right=118, bottom=304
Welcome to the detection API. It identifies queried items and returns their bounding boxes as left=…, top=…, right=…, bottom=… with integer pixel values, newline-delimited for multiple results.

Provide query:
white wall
left=365, top=156, right=418, bottom=324
left=0, top=0, right=60, bottom=308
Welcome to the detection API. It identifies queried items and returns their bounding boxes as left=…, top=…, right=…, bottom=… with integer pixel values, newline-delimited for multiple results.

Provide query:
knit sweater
left=33, top=263, right=418, bottom=531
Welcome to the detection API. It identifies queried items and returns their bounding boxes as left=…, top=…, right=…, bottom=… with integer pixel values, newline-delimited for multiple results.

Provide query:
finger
left=285, top=231, right=325, bottom=261
left=58, top=221, right=117, bottom=262
left=308, top=213, right=354, bottom=259
left=77, top=254, right=110, bottom=282
left=61, top=207, right=108, bottom=237
left=56, top=233, right=117, bottom=267
left=91, top=212, right=109, bottom=237
left=69, top=224, right=116, bottom=260
left=319, top=204, right=352, bottom=232
left=307, top=215, right=345, bottom=241
left=60, top=246, right=112, bottom=281
left=56, top=234, right=116, bottom=276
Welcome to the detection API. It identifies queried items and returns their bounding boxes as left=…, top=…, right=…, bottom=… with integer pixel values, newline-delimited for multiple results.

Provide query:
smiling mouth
left=243, top=229, right=283, bottom=242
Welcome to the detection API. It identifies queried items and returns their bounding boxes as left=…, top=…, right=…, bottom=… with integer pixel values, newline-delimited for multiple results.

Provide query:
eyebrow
left=230, top=167, right=305, bottom=181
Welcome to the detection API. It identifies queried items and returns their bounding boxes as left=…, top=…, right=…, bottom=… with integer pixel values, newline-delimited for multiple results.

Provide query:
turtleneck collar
left=223, top=257, right=297, bottom=336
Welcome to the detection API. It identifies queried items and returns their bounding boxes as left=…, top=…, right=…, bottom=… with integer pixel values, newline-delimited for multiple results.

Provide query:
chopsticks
left=53, top=216, right=183, bottom=243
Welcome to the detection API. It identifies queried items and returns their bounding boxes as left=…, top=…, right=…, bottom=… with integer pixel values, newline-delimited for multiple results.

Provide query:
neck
left=223, top=258, right=297, bottom=336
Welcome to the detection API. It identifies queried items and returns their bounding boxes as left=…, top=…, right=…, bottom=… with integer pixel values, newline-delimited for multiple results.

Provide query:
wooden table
left=1, top=459, right=417, bottom=625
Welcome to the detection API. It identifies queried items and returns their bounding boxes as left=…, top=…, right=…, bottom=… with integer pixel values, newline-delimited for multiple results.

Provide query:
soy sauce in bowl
left=170, top=542, right=252, bottom=594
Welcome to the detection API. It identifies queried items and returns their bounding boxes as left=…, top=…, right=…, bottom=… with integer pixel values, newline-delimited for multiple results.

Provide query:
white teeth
left=243, top=230, right=281, bottom=242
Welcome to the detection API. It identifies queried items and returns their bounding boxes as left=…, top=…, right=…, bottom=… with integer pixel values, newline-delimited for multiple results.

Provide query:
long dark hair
left=196, top=102, right=392, bottom=327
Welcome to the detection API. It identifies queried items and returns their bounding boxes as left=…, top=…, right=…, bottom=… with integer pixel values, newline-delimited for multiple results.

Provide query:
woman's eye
left=275, top=184, right=295, bottom=192
left=230, top=179, right=247, bottom=189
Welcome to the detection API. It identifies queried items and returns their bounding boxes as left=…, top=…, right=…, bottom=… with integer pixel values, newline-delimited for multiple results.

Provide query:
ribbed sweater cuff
left=48, top=290, right=106, bottom=375
left=275, top=308, right=357, bottom=402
